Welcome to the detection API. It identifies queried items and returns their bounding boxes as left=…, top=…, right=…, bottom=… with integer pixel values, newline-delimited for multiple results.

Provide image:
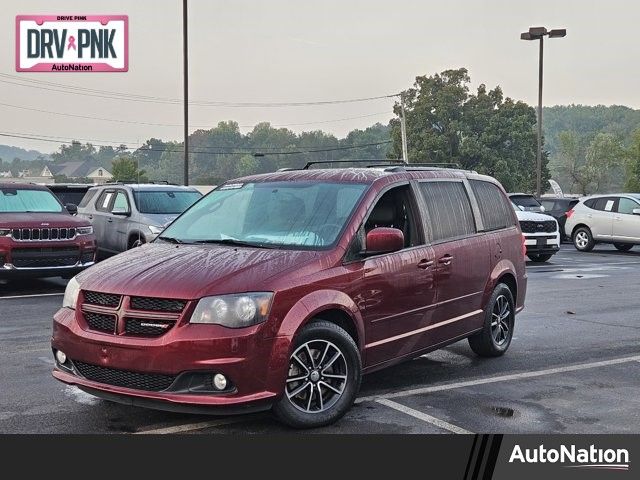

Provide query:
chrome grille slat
left=10, top=227, right=77, bottom=242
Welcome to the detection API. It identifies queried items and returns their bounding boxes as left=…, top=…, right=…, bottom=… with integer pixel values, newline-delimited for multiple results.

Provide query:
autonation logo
left=509, top=444, right=630, bottom=471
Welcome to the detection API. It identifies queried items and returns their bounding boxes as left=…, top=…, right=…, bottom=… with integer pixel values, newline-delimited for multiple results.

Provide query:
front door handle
left=417, top=259, right=434, bottom=269
left=438, top=255, right=453, bottom=266
left=107, top=218, right=113, bottom=223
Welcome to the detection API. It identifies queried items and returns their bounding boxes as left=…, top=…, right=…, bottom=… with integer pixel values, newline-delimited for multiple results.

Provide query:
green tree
left=390, top=69, right=543, bottom=191
left=111, top=156, right=148, bottom=182
left=51, top=141, right=96, bottom=163
left=625, top=129, right=640, bottom=192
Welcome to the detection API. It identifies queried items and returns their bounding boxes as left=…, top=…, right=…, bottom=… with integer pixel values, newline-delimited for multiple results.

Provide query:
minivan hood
left=0, top=212, right=90, bottom=228
left=76, top=242, right=318, bottom=299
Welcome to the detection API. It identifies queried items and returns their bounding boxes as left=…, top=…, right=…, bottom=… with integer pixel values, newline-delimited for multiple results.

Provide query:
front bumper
left=524, top=234, right=560, bottom=256
left=51, top=307, right=289, bottom=411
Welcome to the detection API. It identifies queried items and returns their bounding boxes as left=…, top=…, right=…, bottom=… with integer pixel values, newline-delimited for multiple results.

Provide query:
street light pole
left=536, top=36, right=543, bottom=199
left=521, top=26, right=566, bottom=198
left=400, top=94, right=409, bottom=164
left=183, top=0, right=189, bottom=186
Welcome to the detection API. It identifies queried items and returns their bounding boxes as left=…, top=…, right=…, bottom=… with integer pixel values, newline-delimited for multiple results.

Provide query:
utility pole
left=182, top=0, right=189, bottom=186
left=400, top=94, right=409, bottom=164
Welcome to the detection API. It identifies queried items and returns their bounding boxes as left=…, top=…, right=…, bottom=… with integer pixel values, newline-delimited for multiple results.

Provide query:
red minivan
left=52, top=166, right=527, bottom=428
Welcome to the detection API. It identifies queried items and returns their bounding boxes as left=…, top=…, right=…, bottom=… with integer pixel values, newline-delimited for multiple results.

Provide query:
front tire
left=613, top=243, right=633, bottom=252
left=573, top=227, right=595, bottom=252
left=273, top=320, right=361, bottom=429
left=527, top=253, right=553, bottom=263
left=468, top=283, right=515, bottom=357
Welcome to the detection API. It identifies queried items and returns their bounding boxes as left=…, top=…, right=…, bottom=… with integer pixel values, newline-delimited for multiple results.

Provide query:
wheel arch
left=486, top=260, right=520, bottom=310
left=570, top=223, right=591, bottom=238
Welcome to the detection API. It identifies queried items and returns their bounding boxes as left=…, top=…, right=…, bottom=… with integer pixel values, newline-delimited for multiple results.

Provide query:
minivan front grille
left=519, top=220, right=556, bottom=234
left=83, top=291, right=122, bottom=308
left=84, top=312, right=117, bottom=334
left=73, top=360, right=176, bottom=391
left=130, top=296, right=186, bottom=313
left=11, top=227, right=77, bottom=242
left=125, top=318, right=176, bottom=337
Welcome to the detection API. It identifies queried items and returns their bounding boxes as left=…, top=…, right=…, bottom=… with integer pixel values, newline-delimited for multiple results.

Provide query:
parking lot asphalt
left=1, top=244, right=639, bottom=434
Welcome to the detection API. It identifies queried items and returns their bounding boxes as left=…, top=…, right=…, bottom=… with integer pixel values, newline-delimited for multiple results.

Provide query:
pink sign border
left=15, top=15, right=129, bottom=72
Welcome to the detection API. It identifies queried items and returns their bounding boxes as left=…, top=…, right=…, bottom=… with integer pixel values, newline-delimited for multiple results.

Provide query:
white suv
left=512, top=202, right=560, bottom=262
left=564, top=194, right=640, bottom=252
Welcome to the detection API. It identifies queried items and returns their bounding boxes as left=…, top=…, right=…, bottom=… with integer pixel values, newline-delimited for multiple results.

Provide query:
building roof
left=47, top=160, right=111, bottom=178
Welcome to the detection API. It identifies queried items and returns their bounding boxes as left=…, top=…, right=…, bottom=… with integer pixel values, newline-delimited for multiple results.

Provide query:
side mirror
left=65, top=203, right=78, bottom=215
left=364, top=227, right=404, bottom=255
left=111, top=208, right=131, bottom=217
left=633, top=208, right=640, bottom=216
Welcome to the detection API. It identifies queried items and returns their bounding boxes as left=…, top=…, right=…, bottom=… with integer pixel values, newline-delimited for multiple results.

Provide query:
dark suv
left=52, top=167, right=527, bottom=428
left=1, top=183, right=96, bottom=278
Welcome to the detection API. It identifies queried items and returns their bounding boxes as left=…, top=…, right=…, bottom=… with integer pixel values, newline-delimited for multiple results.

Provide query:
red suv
left=1, top=183, right=96, bottom=278
left=52, top=167, right=526, bottom=428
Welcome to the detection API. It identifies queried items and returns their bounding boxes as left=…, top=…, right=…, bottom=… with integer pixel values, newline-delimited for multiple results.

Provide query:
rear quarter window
left=470, top=180, right=516, bottom=231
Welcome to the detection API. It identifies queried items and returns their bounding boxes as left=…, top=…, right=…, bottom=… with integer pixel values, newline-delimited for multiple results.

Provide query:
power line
left=0, top=74, right=399, bottom=107
left=0, top=132, right=391, bottom=156
left=0, top=101, right=392, bottom=129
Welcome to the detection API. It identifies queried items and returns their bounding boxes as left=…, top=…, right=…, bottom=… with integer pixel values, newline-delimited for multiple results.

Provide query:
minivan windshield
left=159, top=181, right=368, bottom=249
left=133, top=190, right=202, bottom=214
left=0, top=187, right=63, bottom=213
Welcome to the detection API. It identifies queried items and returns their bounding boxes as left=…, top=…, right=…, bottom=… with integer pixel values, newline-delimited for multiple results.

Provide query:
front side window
left=0, top=187, right=63, bottom=213
left=159, top=181, right=368, bottom=249
left=364, top=185, right=420, bottom=249
left=133, top=190, right=202, bottom=215
left=617, top=197, right=640, bottom=215
left=112, top=191, right=130, bottom=213
left=419, top=181, right=476, bottom=242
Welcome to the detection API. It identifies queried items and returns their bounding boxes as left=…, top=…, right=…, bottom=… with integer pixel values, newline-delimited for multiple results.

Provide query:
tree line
left=3, top=68, right=640, bottom=194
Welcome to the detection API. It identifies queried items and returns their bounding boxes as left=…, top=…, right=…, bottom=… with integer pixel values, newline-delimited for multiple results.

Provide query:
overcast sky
left=2, top=0, right=639, bottom=154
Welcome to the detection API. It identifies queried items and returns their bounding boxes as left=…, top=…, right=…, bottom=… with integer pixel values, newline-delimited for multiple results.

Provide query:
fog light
left=213, top=373, right=227, bottom=390
left=55, top=350, right=67, bottom=364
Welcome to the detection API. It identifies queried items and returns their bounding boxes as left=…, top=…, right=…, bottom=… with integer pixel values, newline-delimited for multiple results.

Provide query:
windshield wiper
left=196, top=238, right=276, bottom=249
left=157, top=236, right=186, bottom=244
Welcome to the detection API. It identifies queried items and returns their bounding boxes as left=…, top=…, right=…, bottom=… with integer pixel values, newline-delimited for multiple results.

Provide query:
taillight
left=566, top=209, right=574, bottom=219
left=521, top=233, right=527, bottom=258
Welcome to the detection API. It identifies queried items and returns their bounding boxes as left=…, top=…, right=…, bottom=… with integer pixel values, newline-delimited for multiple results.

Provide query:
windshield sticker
left=219, top=183, right=244, bottom=190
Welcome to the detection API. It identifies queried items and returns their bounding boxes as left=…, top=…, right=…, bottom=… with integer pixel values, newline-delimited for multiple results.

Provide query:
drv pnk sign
left=16, top=15, right=128, bottom=72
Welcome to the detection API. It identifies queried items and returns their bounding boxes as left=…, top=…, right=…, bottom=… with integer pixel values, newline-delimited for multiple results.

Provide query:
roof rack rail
left=302, top=159, right=406, bottom=170
left=100, top=180, right=179, bottom=186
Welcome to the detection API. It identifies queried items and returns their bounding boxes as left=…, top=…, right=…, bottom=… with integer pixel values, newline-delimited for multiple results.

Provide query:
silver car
left=78, top=183, right=202, bottom=256
left=564, top=193, right=640, bottom=252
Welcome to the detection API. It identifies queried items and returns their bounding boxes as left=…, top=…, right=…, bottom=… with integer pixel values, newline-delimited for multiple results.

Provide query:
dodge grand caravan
left=52, top=167, right=527, bottom=428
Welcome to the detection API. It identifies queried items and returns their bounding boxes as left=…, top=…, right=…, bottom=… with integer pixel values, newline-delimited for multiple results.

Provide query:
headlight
left=149, top=225, right=164, bottom=235
left=0, top=229, right=11, bottom=236
left=62, top=277, right=81, bottom=310
left=77, top=226, right=93, bottom=235
left=190, top=292, right=273, bottom=328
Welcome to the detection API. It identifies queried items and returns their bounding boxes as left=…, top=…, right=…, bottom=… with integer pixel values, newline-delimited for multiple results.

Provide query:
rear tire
left=273, top=320, right=361, bottom=429
left=613, top=243, right=633, bottom=252
left=527, top=253, right=553, bottom=263
left=573, top=227, right=595, bottom=252
left=468, top=283, right=515, bottom=357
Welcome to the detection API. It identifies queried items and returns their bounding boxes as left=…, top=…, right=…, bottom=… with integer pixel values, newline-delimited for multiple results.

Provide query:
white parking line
left=135, top=417, right=251, bottom=434
left=0, top=293, right=63, bottom=300
left=358, top=354, right=640, bottom=402
left=376, top=398, right=471, bottom=434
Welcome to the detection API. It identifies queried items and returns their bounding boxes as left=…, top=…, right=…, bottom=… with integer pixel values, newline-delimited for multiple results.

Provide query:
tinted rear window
left=470, top=180, right=515, bottom=231
left=419, top=181, right=476, bottom=242
left=51, top=190, right=88, bottom=206
left=510, top=195, right=541, bottom=208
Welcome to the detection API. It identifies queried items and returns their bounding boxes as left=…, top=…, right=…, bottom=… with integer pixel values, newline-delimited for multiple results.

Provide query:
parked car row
left=0, top=182, right=202, bottom=278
